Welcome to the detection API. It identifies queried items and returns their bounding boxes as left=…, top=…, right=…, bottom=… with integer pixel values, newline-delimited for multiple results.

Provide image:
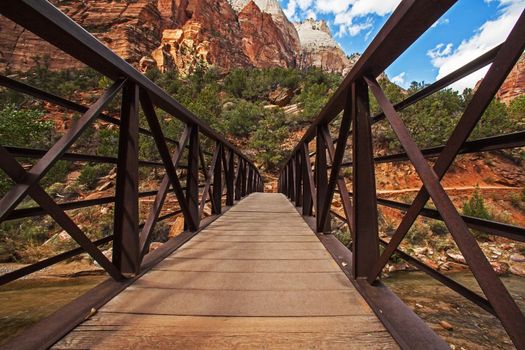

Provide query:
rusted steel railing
left=279, top=0, right=525, bottom=348
left=0, top=1, right=262, bottom=284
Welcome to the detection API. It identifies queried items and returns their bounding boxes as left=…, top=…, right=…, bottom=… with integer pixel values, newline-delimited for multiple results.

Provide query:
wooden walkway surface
left=53, top=193, right=398, bottom=349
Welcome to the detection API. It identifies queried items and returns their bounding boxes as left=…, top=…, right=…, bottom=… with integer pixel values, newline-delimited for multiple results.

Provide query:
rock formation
left=497, top=53, right=525, bottom=103
left=228, top=0, right=301, bottom=54
left=151, top=0, right=251, bottom=74
left=294, top=19, right=353, bottom=75
left=0, top=0, right=356, bottom=76
left=0, top=0, right=163, bottom=72
left=237, top=1, right=296, bottom=68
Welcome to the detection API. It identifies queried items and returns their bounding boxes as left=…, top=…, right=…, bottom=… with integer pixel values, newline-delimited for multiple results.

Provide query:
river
left=385, top=271, right=525, bottom=349
left=0, top=276, right=105, bottom=346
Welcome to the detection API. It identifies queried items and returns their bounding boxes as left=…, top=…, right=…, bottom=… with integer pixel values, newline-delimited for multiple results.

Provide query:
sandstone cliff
left=151, top=0, right=251, bottom=74
left=237, top=1, right=296, bottom=68
left=497, top=53, right=525, bottom=103
left=0, top=0, right=163, bottom=72
left=294, top=19, right=353, bottom=75
left=228, top=0, right=301, bottom=55
left=0, top=0, right=354, bottom=76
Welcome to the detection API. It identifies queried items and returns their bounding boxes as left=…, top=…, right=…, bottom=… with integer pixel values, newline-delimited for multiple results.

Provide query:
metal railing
left=279, top=0, right=525, bottom=348
left=0, top=0, right=262, bottom=284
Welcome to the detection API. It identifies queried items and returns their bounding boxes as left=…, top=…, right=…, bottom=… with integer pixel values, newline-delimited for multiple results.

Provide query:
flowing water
left=385, top=271, right=525, bottom=349
left=0, top=276, right=105, bottom=346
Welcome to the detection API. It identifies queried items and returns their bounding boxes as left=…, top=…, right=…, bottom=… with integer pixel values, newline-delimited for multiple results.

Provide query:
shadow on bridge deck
left=52, top=193, right=398, bottom=349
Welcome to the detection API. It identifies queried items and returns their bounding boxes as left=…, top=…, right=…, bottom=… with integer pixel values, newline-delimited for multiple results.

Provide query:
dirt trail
left=377, top=185, right=519, bottom=195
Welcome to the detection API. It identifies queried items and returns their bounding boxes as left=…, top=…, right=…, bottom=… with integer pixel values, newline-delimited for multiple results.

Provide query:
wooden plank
left=133, top=271, right=353, bottom=290
left=188, top=234, right=320, bottom=242
left=171, top=248, right=331, bottom=260
left=54, top=314, right=396, bottom=350
left=180, top=241, right=324, bottom=250
left=154, top=258, right=342, bottom=273
left=101, top=289, right=371, bottom=316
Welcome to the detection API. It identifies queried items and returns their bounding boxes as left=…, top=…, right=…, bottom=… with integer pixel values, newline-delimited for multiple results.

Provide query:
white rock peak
left=228, top=0, right=283, bottom=15
left=294, top=19, right=341, bottom=50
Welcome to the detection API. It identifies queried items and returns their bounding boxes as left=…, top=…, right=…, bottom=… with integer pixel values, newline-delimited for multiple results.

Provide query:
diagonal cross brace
left=199, top=142, right=221, bottom=216
left=319, top=127, right=354, bottom=240
left=366, top=75, right=525, bottom=348
left=138, top=123, right=191, bottom=257
left=0, top=147, right=123, bottom=280
left=140, top=90, right=197, bottom=232
left=0, top=79, right=125, bottom=223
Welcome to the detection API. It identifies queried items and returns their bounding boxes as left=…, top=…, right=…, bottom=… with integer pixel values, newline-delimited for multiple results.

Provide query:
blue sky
left=279, top=0, right=525, bottom=91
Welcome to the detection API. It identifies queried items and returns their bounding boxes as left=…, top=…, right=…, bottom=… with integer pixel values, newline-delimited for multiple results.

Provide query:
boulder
left=510, top=253, right=525, bottom=263
left=491, top=261, right=510, bottom=276
left=446, top=250, right=466, bottom=264
left=510, top=263, right=525, bottom=277
left=149, top=242, right=164, bottom=252
left=269, top=86, right=293, bottom=107
left=169, top=216, right=185, bottom=238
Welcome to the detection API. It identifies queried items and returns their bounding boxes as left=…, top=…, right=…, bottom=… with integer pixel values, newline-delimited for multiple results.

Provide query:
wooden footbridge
left=0, top=1, right=524, bottom=349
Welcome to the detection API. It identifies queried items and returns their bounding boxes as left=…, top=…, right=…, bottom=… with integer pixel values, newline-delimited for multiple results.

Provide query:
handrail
left=279, top=1, right=525, bottom=348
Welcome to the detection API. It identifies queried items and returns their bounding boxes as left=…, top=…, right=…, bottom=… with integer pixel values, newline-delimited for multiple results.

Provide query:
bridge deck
left=53, top=193, right=398, bottom=349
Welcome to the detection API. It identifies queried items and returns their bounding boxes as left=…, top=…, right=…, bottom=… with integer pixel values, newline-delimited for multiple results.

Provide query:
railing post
left=212, top=143, right=223, bottom=214
left=226, top=149, right=235, bottom=206
left=247, top=166, right=253, bottom=194
left=112, top=82, right=140, bottom=276
left=186, top=124, right=200, bottom=231
left=294, top=152, right=302, bottom=207
left=351, top=79, right=379, bottom=278
left=301, top=143, right=314, bottom=216
left=288, top=162, right=295, bottom=202
left=316, top=125, right=330, bottom=233
left=235, top=156, right=242, bottom=200
left=239, top=159, right=246, bottom=198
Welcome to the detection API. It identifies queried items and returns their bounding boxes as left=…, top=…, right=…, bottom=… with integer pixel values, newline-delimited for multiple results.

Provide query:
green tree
left=0, top=104, right=54, bottom=148
left=221, top=100, right=264, bottom=137
left=249, top=109, right=289, bottom=170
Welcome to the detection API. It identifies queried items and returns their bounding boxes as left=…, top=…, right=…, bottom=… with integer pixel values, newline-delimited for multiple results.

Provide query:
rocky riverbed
left=385, top=271, right=525, bottom=349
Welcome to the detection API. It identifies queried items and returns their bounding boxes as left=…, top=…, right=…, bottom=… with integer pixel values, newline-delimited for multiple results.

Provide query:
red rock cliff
left=0, top=0, right=163, bottom=72
left=237, top=1, right=296, bottom=69
left=497, top=54, right=525, bottom=103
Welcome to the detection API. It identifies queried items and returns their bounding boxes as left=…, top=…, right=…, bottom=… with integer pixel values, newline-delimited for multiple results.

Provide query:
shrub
left=77, top=164, right=112, bottom=190
left=463, top=187, right=492, bottom=239
left=221, top=100, right=263, bottom=137
left=405, top=221, right=429, bottom=245
left=430, top=221, right=448, bottom=236
left=0, top=104, right=54, bottom=148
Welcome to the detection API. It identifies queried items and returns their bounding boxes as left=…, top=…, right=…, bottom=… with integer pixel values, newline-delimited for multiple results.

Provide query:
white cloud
left=427, top=43, right=454, bottom=60
left=391, top=72, right=406, bottom=86
left=427, top=0, right=525, bottom=91
left=283, top=0, right=401, bottom=38
left=315, top=0, right=353, bottom=14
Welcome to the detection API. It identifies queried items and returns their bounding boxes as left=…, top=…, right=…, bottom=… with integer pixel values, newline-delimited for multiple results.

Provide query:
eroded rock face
left=0, top=0, right=164, bottom=72
left=294, top=19, right=353, bottom=75
left=497, top=54, right=525, bottom=103
left=152, top=0, right=251, bottom=74
left=228, top=0, right=301, bottom=54
left=238, top=1, right=296, bottom=69
left=0, top=0, right=357, bottom=76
